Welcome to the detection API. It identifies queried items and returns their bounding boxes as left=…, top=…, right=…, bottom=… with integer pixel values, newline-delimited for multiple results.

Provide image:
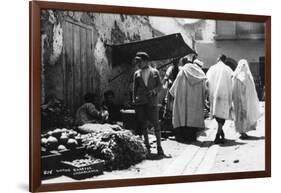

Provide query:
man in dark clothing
left=102, top=90, right=122, bottom=123
left=132, top=52, right=165, bottom=156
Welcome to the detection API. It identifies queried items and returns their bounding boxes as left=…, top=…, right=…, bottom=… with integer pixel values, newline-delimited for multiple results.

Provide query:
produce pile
left=41, top=128, right=83, bottom=152
left=79, top=124, right=148, bottom=171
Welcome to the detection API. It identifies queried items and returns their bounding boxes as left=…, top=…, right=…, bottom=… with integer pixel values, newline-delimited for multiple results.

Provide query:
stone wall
left=41, top=10, right=154, bottom=107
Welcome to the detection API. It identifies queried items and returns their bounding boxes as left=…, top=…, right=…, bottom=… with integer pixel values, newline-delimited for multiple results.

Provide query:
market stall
left=41, top=33, right=196, bottom=180
left=41, top=124, right=148, bottom=180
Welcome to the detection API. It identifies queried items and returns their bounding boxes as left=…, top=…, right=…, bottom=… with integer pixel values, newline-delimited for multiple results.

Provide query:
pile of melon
left=41, top=128, right=82, bottom=152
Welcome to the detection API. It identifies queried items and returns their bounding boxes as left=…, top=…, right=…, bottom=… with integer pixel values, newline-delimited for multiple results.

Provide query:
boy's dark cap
left=135, top=52, right=150, bottom=60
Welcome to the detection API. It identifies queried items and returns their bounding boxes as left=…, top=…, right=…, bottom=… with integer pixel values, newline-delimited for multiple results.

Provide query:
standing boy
left=132, top=52, right=164, bottom=156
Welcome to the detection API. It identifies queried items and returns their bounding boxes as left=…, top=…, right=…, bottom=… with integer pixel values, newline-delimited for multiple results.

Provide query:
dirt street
left=43, top=103, right=265, bottom=184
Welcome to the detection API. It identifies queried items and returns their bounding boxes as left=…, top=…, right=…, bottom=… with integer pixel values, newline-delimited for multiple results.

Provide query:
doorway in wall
left=62, top=20, right=97, bottom=114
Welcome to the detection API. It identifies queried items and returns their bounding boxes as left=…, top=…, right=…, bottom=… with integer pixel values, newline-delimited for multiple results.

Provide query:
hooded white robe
left=169, top=62, right=207, bottom=128
left=206, top=61, right=233, bottom=120
left=232, top=59, right=260, bottom=133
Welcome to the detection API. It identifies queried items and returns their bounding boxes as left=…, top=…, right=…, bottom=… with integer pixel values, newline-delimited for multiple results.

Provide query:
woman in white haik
left=232, top=59, right=261, bottom=139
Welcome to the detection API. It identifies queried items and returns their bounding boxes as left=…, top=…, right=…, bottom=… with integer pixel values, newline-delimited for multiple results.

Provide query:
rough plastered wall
left=41, top=10, right=154, bottom=106
left=90, top=13, right=154, bottom=104
left=41, top=10, right=65, bottom=103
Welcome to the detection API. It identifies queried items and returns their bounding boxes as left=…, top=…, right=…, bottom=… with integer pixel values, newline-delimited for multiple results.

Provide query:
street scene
left=44, top=103, right=264, bottom=183
left=40, top=10, right=265, bottom=183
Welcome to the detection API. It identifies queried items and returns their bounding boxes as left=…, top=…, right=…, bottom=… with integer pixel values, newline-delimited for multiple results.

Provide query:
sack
left=78, top=123, right=122, bottom=134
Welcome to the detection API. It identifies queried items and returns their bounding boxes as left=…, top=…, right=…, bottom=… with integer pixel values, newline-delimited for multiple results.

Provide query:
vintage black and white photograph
left=40, top=9, right=266, bottom=184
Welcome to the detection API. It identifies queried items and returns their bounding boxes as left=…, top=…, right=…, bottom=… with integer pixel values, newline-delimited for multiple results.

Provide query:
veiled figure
left=232, top=59, right=261, bottom=138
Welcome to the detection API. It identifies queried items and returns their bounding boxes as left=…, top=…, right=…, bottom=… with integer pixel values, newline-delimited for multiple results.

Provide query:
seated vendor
left=75, top=93, right=109, bottom=126
left=102, top=90, right=123, bottom=123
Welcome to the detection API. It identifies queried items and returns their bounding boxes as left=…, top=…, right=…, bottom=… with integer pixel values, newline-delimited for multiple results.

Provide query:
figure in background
left=194, top=58, right=205, bottom=69
left=102, top=90, right=123, bottom=124
left=132, top=52, right=165, bottom=156
left=232, top=59, right=260, bottom=139
left=75, top=93, right=109, bottom=126
left=163, top=58, right=181, bottom=90
left=162, top=58, right=181, bottom=131
left=194, top=57, right=211, bottom=118
left=206, top=54, right=233, bottom=144
left=169, top=53, right=207, bottom=142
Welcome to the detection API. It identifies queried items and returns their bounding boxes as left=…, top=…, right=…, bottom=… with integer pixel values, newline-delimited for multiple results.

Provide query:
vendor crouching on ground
left=132, top=52, right=165, bottom=156
left=75, top=93, right=109, bottom=126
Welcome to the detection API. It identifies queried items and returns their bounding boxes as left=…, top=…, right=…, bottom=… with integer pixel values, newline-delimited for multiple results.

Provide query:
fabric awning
left=110, top=33, right=196, bottom=66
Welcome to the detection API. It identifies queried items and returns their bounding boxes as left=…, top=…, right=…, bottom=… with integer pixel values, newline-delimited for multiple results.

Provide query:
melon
left=52, top=128, right=62, bottom=138
left=57, top=145, right=67, bottom=151
left=41, top=138, right=48, bottom=147
left=47, top=131, right=53, bottom=137
left=67, top=131, right=76, bottom=138
left=60, top=133, right=69, bottom=145
left=66, top=138, right=78, bottom=149
left=61, top=128, right=68, bottom=132
left=47, top=136, right=59, bottom=150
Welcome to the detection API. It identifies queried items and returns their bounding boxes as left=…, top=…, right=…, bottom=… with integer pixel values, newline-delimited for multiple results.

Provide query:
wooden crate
left=41, top=146, right=87, bottom=179
left=60, top=159, right=105, bottom=180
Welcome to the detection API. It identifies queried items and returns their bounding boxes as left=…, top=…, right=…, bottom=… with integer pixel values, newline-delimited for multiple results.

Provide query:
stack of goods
left=60, top=155, right=105, bottom=180
left=79, top=124, right=148, bottom=171
left=41, top=128, right=85, bottom=179
left=41, top=128, right=83, bottom=152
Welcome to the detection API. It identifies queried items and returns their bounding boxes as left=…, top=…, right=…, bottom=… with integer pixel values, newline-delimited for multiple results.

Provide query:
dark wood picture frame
left=30, top=1, right=271, bottom=192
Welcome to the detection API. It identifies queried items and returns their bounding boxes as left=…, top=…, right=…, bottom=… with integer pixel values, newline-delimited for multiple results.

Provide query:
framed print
left=29, top=0, right=271, bottom=192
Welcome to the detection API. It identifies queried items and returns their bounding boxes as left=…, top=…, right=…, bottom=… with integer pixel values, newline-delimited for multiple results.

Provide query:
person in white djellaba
left=206, top=54, right=233, bottom=144
left=232, top=59, right=261, bottom=139
left=169, top=53, right=207, bottom=142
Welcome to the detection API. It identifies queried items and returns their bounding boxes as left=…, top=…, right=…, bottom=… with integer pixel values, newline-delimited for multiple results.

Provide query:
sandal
left=214, top=134, right=221, bottom=144
left=219, top=138, right=225, bottom=144
left=221, top=130, right=225, bottom=140
left=239, top=133, right=250, bottom=140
